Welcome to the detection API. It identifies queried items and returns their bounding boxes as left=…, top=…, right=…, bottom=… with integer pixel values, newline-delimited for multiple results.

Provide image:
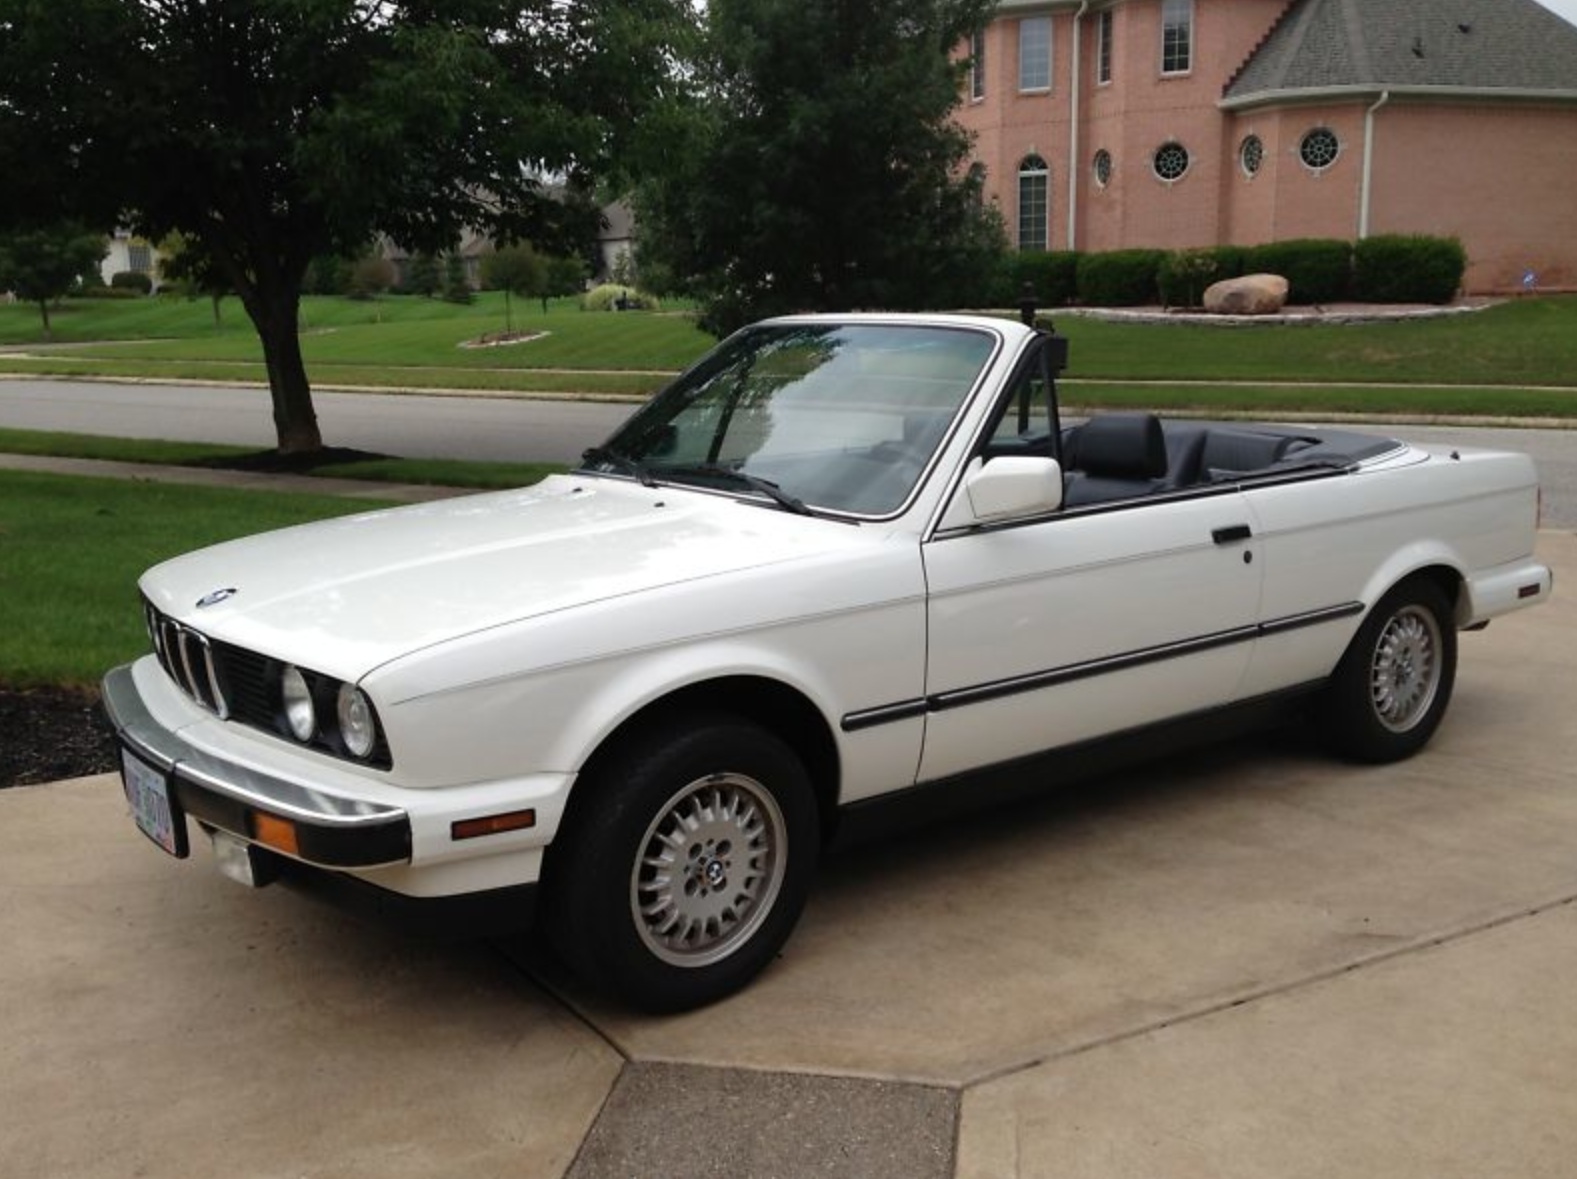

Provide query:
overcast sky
left=1532, top=0, right=1577, bottom=28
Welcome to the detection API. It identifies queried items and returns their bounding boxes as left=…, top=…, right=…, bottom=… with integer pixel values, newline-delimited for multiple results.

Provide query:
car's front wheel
left=1319, top=577, right=1457, bottom=763
left=545, top=715, right=819, bottom=1012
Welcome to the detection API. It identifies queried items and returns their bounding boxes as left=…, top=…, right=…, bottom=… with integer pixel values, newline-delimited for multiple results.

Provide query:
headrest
left=1075, top=414, right=1167, bottom=479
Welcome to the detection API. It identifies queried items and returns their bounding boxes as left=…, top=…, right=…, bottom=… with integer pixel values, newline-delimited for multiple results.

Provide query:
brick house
left=957, top=0, right=1577, bottom=292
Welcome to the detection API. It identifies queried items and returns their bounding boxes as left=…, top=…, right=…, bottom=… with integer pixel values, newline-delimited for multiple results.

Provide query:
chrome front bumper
left=102, top=663, right=412, bottom=869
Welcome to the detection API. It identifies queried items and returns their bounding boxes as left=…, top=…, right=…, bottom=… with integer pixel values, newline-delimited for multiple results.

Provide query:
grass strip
left=0, top=470, right=400, bottom=686
left=0, top=428, right=565, bottom=490
left=0, top=358, right=664, bottom=397
left=1059, top=382, right=1577, bottom=419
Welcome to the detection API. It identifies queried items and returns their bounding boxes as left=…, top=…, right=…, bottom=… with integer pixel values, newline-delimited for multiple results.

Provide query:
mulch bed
left=0, top=684, right=119, bottom=789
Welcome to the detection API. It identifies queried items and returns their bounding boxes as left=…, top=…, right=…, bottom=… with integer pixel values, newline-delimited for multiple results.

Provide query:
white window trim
left=1160, top=0, right=1193, bottom=77
left=1017, top=157, right=1051, bottom=251
left=1151, top=141, right=1191, bottom=184
left=1297, top=127, right=1342, bottom=174
left=1018, top=16, right=1053, bottom=93
left=1239, top=134, right=1264, bottom=179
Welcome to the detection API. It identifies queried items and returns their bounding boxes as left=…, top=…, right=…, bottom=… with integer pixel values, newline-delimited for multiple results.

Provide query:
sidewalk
left=3, top=464, right=1575, bottom=1175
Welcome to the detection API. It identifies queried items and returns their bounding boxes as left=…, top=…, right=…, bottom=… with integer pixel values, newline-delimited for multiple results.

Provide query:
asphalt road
left=3, top=378, right=1574, bottom=526
left=0, top=378, right=635, bottom=464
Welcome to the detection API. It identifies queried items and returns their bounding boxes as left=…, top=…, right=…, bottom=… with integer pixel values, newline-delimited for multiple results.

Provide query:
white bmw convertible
left=104, top=313, right=1551, bottom=1010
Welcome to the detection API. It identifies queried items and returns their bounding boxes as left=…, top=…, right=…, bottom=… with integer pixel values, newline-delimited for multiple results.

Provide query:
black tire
left=544, top=715, right=819, bottom=1012
left=1319, top=577, right=1457, bottom=764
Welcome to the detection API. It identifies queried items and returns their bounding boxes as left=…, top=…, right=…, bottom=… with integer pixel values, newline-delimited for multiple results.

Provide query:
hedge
left=1353, top=235, right=1465, bottom=304
left=998, top=250, right=1081, bottom=309
left=582, top=283, right=661, bottom=312
left=1076, top=249, right=1167, bottom=307
left=1241, top=239, right=1352, bottom=304
left=109, top=270, right=153, bottom=294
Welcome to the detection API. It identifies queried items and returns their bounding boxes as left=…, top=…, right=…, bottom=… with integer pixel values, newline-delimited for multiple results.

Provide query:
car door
left=917, top=352, right=1264, bottom=783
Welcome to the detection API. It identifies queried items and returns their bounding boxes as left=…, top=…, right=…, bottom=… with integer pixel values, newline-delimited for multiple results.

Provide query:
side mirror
left=957, top=456, right=1063, bottom=524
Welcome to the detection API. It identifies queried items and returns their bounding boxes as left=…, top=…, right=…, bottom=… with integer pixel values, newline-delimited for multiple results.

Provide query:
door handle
left=1212, top=524, right=1253, bottom=545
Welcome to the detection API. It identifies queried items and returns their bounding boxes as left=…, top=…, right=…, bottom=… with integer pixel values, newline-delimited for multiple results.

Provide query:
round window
left=1093, top=149, right=1113, bottom=188
left=1239, top=134, right=1264, bottom=177
left=1153, top=142, right=1189, bottom=182
left=1299, top=127, right=1340, bottom=171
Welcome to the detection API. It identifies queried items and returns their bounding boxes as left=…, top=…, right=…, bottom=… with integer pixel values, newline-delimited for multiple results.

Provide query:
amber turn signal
left=250, top=811, right=301, bottom=856
left=451, top=809, right=537, bottom=841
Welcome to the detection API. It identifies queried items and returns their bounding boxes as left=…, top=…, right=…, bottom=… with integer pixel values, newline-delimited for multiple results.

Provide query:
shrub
left=441, top=253, right=475, bottom=304
left=998, top=250, right=1080, bottom=309
left=582, top=283, right=661, bottom=312
left=109, top=270, right=153, bottom=294
left=305, top=255, right=351, bottom=296
left=1076, top=249, right=1167, bottom=307
left=347, top=254, right=396, bottom=300
left=76, top=285, right=143, bottom=300
left=1242, top=238, right=1352, bottom=304
left=1353, top=235, right=1466, bottom=304
left=399, top=252, right=441, bottom=297
left=1157, top=248, right=1239, bottom=308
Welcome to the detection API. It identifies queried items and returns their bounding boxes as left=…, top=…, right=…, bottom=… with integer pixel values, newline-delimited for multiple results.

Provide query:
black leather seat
left=1064, top=413, right=1169, bottom=506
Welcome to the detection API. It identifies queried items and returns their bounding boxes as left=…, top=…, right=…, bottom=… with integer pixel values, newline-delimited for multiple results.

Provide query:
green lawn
left=0, top=470, right=401, bottom=686
left=1, top=294, right=706, bottom=397
left=1057, top=297, right=1577, bottom=388
left=1060, top=382, right=1577, bottom=419
left=4, top=291, right=1577, bottom=414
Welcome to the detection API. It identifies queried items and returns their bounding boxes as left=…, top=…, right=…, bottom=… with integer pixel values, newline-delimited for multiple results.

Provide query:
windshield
left=586, top=322, right=998, bottom=516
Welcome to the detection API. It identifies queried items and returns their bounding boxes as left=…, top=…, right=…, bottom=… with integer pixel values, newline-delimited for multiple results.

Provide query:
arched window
left=1017, top=155, right=1050, bottom=250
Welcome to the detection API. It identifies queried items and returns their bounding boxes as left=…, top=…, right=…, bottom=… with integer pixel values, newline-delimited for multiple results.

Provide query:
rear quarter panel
left=1239, top=446, right=1540, bottom=696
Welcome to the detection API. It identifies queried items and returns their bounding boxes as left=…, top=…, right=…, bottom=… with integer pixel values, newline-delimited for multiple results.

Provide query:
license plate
left=120, top=747, right=188, bottom=858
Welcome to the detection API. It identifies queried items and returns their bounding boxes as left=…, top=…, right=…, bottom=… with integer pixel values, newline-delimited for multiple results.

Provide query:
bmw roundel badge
left=195, top=587, right=238, bottom=609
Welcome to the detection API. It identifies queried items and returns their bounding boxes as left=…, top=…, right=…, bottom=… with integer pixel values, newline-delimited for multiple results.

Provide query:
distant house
left=957, top=0, right=1577, bottom=292
left=597, top=201, right=636, bottom=281
left=100, top=229, right=160, bottom=287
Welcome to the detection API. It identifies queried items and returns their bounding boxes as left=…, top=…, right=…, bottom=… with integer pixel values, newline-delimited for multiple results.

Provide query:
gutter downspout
left=1359, top=89, right=1390, bottom=239
left=1067, top=1, right=1090, bottom=250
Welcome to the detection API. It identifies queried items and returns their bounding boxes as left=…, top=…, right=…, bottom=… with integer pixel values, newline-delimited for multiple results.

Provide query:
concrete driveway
left=5, top=533, right=1574, bottom=1179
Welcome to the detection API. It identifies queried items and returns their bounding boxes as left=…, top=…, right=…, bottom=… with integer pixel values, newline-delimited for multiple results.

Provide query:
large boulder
left=1203, top=273, right=1290, bottom=316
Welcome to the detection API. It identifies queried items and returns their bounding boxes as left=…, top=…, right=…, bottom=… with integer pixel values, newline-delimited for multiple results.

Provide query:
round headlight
left=337, top=684, right=377, bottom=760
left=281, top=666, right=316, bottom=742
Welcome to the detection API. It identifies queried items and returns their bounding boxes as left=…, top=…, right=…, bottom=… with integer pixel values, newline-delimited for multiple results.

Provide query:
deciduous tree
left=0, top=224, right=106, bottom=339
left=0, top=0, right=686, bottom=452
left=632, top=0, right=1005, bottom=336
left=482, top=243, right=545, bottom=332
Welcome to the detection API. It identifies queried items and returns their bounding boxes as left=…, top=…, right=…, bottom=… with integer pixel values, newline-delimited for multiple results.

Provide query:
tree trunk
left=36, top=299, right=52, bottom=341
left=243, top=287, right=323, bottom=455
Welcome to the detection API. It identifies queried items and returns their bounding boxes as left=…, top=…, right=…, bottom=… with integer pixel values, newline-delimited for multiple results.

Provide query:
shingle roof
left=1224, top=0, right=1577, bottom=104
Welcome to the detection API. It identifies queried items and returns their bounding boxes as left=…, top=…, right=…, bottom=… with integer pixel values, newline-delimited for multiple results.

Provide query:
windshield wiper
left=656, top=463, right=816, bottom=517
left=580, top=446, right=658, bottom=488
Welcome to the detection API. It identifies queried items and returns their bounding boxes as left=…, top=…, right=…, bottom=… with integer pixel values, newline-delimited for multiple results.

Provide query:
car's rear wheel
left=545, top=715, right=819, bottom=1012
left=1319, top=577, right=1457, bottom=763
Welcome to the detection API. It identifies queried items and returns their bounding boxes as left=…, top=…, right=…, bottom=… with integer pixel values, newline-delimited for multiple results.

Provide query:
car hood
left=141, top=475, right=882, bottom=681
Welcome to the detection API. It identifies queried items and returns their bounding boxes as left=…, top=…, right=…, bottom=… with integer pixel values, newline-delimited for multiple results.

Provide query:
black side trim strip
left=839, top=601, right=1367, bottom=732
left=831, top=682, right=1326, bottom=848
left=842, top=699, right=928, bottom=733
left=1258, top=601, right=1364, bottom=636
left=931, top=625, right=1259, bottom=712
